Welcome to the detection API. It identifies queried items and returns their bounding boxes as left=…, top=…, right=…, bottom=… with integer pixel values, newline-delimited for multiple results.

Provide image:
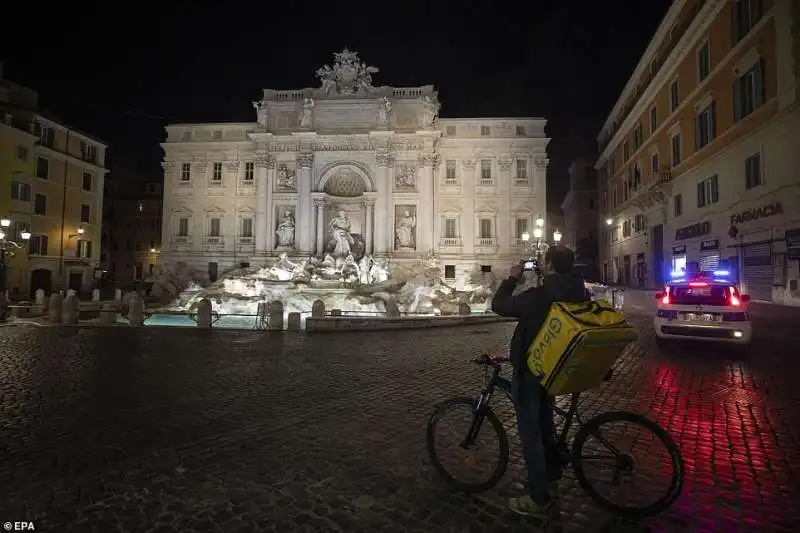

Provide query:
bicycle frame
left=462, top=362, right=590, bottom=461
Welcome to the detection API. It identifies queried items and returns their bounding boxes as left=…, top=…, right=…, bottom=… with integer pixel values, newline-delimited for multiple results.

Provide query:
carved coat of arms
left=316, top=49, right=379, bottom=96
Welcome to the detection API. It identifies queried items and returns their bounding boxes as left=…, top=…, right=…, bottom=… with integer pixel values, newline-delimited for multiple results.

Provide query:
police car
left=654, top=270, right=753, bottom=347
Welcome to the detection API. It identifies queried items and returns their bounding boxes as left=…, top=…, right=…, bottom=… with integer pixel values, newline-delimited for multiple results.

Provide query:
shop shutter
left=742, top=242, right=773, bottom=301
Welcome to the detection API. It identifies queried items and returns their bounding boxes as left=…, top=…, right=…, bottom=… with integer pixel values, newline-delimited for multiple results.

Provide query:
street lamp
left=0, top=219, right=32, bottom=321
left=553, top=229, right=562, bottom=243
left=605, top=218, right=613, bottom=226
left=68, top=227, right=85, bottom=239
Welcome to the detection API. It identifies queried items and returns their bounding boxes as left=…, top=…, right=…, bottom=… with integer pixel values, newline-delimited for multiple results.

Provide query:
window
left=734, top=59, right=766, bottom=121
left=480, top=160, right=492, bottom=183
left=623, top=141, right=630, bottom=162
left=445, top=160, right=457, bottom=183
left=697, top=41, right=710, bottom=82
left=39, top=126, right=54, bottom=148
left=135, top=263, right=143, bottom=280
left=244, top=161, right=254, bottom=181
left=181, top=163, right=191, bottom=181
left=80, top=204, right=91, bottom=223
left=446, top=126, right=456, bottom=136
left=10, top=181, right=31, bottom=201
left=634, top=214, right=646, bottom=233
left=650, top=106, right=658, bottom=134
left=588, top=197, right=595, bottom=209
left=77, top=240, right=93, bottom=258
left=671, top=285, right=736, bottom=306
left=632, top=164, right=642, bottom=190
left=695, top=102, right=716, bottom=149
left=697, top=175, right=720, bottom=207
left=669, top=80, right=680, bottom=112
left=670, top=132, right=682, bottom=166
left=212, top=162, right=222, bottom=181
left=241, top=217, right=254, bottom=238
left=651, top=152, right=660, bottom=174
left=209, top=217, right=221, bottom=236
left=732, top=0, right=762, bottom=46
left=622, top=220, right=632, bottom=238
left=516, top=125, right=526, bottom=136
left=444, top=265, right=456, bottom=279
left=85, top=145, right=97, bottom=164
left=633, top=123, right=643, bottom=150
left=36, top=157, right=49, bottom=179
left=212, top=130, right=222, bottom=140
left=28, top=235, right=48, bottom=256
left=480, top=126, right=490, bottom=136
left=135, top=241, right=142, bottom=251
left=745, top=153, right=762, bottom=189
left=178, top=217, right=189, bottom=236
left=515, top=218, right=529, bottom=238
left=82, top=171, right=93, bottom=191
left=515, top=160, right=528, bottom=183
left=479, top=218, right=492, bottom=239
left=443, top=217, right=457, bottom=239
left=16, top=145, right=29, bottom=161
left=34, top=194, right=47, bottom=215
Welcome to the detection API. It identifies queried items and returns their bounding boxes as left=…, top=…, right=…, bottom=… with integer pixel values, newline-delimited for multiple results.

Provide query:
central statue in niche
left=326, top=210, right=366, bottom=264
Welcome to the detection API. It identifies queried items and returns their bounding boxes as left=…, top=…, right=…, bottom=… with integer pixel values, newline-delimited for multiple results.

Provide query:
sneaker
left=507, top=494, right=554, bottom=520
left=509, top=480, right=560, bottom=501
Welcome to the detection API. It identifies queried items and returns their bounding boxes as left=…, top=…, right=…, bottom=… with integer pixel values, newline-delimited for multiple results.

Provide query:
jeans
left=511, top=373, right=560, bottom=505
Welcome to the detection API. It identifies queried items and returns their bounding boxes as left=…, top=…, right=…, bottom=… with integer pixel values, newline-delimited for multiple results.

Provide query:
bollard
left=48, top=293, right=63, bottom=322
left=128, top=293, right=144, bottom=326
left=287, top=312, right=301, bottom=330
left=458, top=303, right=471, bottom=316
left=385, top=301, right=400, bottom=318
left=35, top=289, right=45, bottom=306
left=62, top=294, right=80, bottom=325
left=311, top=299, right=326, bottom=318
left=268, top=300, right=284, bottom=330
left=92, top=289, right=100, bottom=302
left=114, top=288, right=122, bottom=302
left=196, top=298, right=212, bottom=328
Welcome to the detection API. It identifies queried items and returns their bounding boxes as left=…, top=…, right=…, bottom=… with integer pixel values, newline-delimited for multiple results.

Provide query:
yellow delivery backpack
left=526, top=299, right=638, bottom=396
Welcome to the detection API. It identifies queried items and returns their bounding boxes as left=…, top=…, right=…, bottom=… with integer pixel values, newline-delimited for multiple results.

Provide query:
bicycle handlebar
left=471, top=354, right=510, bottom=366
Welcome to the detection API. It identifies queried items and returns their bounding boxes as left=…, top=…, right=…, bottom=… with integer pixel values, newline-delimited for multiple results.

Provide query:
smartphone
left=523, top=260, right=536, bottom=271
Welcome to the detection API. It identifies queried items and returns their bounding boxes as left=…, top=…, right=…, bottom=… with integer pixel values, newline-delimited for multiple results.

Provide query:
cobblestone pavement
left=0, top=308, right=798, bottom=532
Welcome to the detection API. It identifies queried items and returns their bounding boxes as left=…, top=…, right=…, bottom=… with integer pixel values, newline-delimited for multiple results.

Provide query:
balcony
left=171, top=235, right=192, bottom=250
left=238, top=179, right=257, bottom=195
left=205, top=236, right=224, bottom=247
left=438, top=237, right=462, bottom=249
left=629, top=168, right=673, bottom=212
left=475, top=237, right=498, bottom=254
left=237, top=236, right=256, bottom=251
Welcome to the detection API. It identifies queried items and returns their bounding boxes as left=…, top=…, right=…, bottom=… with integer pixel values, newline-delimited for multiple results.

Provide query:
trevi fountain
left=150, top=209, right=496, bottom=327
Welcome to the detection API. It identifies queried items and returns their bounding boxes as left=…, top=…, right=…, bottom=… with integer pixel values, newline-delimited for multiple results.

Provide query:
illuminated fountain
left=154, top=209, right=493, bottom=324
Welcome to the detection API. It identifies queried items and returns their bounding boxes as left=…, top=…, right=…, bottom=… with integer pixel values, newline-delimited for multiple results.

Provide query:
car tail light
left=728, top=286, right=741, bottom=306
left=689, top=281, right=708, bottom=287
left=661, top=287, right=670, bottom=305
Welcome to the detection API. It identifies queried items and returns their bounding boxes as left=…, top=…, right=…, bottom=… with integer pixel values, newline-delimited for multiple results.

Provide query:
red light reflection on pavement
left=640, top=361, right=794, bottom=532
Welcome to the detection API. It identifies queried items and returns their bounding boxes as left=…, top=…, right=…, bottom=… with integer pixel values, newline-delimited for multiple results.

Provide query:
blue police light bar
left=713, top=270, right=730, bottom=277
left=670, top=271, right=685, bottom=279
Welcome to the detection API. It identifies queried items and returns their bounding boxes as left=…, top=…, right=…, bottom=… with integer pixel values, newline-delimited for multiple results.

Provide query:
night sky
left=4, top=0, right=670, bottom=210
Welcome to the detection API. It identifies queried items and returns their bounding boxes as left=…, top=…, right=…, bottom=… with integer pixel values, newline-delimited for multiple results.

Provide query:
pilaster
left=296, top=152, right=314, bottom=253
left=256, top=152, right=275, bottom=254
left=375, top=152, right=394, bottom=254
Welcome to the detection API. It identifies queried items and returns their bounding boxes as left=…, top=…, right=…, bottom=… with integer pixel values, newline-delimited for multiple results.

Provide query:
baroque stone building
left=160, top=50, right=548, bottom=287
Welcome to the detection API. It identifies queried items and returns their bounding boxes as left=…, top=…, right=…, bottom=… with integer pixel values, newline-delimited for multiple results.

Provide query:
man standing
left=491, top=246, right=590, bottom=520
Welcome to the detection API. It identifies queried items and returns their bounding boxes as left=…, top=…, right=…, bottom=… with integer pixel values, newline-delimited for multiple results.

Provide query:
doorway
left=30, top=268, right=53, bottom=298
left=69, top=271, right=83, bottom=292
left=208, top=262, right=219, bottom=282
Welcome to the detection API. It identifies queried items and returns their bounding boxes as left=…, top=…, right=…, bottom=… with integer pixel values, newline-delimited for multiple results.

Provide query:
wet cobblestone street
left=0, top=306, right=798, bottom=532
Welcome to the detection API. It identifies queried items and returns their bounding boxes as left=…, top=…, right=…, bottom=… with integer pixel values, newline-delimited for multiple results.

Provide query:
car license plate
left=683, top=313, right=718, bottom=322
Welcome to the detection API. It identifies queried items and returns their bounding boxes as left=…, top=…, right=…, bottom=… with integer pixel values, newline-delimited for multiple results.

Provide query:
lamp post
left=0, top=217, right=32, bottom=321
left=605, top=218, right=614, bottom=284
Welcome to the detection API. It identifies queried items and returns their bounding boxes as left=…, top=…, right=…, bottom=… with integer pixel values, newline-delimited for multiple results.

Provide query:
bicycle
left=426, top=354, right=684, bottom=519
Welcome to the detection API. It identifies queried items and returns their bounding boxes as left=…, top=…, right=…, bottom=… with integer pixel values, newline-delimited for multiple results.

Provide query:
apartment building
left=596, top=0, right=800, bottom=304
left=0, top=76, right=107, bottom=296
left=101, top=160, right=163, bottom=285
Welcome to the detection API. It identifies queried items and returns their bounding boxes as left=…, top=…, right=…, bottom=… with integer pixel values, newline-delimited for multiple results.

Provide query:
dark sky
left=3, top=0, right=670, bottom=210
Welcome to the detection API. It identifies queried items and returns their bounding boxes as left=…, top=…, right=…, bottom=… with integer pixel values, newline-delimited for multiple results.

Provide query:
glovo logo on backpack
left=526, top=301, right=637, bottom=396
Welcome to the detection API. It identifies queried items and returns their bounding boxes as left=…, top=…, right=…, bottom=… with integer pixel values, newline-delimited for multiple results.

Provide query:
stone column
left=296, top=152, right=314, bottom=254
left=375, top=153, right=393, bottom=254
left=419, top=153, right=439, bottom=255
left=256, top=152, right=275, bottom=254
left=313, top=195, right=327, bottom=256
left=462, top=159, right=477, bottom=255
left=363, top=199, right=375, bottom=255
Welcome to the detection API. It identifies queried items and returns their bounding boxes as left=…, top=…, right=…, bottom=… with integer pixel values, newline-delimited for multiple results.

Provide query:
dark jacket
left=491, top=273, right=590, bottom=377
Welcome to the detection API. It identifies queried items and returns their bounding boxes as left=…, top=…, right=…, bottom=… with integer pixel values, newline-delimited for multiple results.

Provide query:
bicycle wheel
left=571, top=411, right=684, bottom=519
left=426, top=396, right=509, bottom=493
